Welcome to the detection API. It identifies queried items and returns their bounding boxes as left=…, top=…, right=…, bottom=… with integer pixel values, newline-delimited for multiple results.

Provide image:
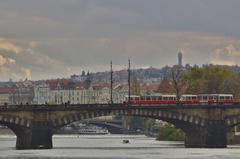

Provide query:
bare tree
left=171, top=65, right=185, bottom=102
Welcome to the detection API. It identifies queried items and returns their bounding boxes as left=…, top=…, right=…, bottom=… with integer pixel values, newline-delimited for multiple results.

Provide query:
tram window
left=203, top=96, right=208, bottom=100
left=192, top=96, right=197, bottom=100
left=225, top=96, right=230, bottom=100
left=146, top=96, right=151, bottom=100
left=151, top=97, right=156, bottom=100
left=157, top=96, right=162, bottom=100
left=209, top=96, right=213, bottom=100
left=135, top=97, right=140, bottom=100
left=140, top=96, right=145, bottom=100
left=220, top=96, right=224, bottom=100
left=163, top=97, right=167, bottom=100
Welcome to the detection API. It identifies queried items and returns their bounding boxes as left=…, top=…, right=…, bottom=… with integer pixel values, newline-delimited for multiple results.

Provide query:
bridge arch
left=52, top=108, right=207, bottom=134
left=225, top=115, right=240, bottom=128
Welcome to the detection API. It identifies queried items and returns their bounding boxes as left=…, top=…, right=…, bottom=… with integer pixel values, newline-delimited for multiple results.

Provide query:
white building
left=49, top=87, right=126, bottom=104
left=33, top=82, right=51, bottom=104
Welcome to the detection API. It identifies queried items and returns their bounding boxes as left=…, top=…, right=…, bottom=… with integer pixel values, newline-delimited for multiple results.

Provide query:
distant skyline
left=1, top=0, right=240, bottom=80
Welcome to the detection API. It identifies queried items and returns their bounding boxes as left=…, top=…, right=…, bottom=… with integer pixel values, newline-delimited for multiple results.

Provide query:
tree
left=221, top=74, right=240, bottom=98
left=184, top=66, right=207, bottom=94
left=171, top=65, right=186, bottom=101
left=130, top=78, right=141, bottom=95
left=157, top=77, right=173, bottom=93
left=184, top=65, right=233, bottom=95
left=157, top=123, right=185, bottom=141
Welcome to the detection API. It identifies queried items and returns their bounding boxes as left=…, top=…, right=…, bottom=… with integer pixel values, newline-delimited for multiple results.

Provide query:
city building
left=48, top=81, right=127, bottom=104
left=11, top=79, right=34, bottom=104
left=0, top=87, right=13, bottom=105
left=33, top=82, right=51, bottom=104
left=141, top=83, right=160, bottom=95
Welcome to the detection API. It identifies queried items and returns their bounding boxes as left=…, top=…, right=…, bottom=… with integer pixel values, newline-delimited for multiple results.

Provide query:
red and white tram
left=125, top=94, right=236, bottom=105
left=197, top=94, right=234, bottom=103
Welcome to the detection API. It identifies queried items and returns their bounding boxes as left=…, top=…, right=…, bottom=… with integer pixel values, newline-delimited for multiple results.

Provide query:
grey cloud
left=0, top=0, right=240, bottom=80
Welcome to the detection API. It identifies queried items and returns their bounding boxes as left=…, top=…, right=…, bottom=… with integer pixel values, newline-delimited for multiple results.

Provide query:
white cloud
left=0, top=39, right=21, bottom=54
left=0, top=55, right=15, bottom=66
left=210, top=44, right=240, bottom=65
left=0, top=38, right=72, bottom=80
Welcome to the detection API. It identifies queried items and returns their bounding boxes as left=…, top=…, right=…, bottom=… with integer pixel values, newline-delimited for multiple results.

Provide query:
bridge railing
left=0, top=102, right=240, bottom=111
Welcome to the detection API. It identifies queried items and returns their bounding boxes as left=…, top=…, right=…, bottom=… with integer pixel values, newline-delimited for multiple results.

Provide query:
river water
left=0, top=135, right=240, bottom=159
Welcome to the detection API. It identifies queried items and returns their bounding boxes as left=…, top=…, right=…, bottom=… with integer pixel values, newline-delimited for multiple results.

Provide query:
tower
left=178, top=51, right=183, bottom=66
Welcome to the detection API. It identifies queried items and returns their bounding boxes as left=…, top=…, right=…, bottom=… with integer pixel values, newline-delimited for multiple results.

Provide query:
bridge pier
left=16, top=122, right=53, bottom=149
left=185, top=120, right=227, bottom=148
left=205, top=120, right=227, bottom=148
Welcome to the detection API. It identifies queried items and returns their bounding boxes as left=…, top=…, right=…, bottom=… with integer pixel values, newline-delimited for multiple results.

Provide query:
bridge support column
left=185, top=129, right=205, bottom=148
left=16, top=122, right=53, bottom=149
left=185, top=120, right=227, bottom=148
left=205, top=120, right=227, bottom=148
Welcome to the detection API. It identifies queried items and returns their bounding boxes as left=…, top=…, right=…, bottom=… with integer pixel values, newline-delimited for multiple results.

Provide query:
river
left=0, top=135, right=240, bottom=159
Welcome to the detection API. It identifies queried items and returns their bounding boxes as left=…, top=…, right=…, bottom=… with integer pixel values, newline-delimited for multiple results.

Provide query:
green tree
left=157, top=123, right=185, bottom=141
left=184, top=65, right=234, bottom=94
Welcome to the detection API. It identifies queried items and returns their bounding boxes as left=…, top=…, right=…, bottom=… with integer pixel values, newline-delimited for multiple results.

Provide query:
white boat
left=78, top=128, right=109, bottom=135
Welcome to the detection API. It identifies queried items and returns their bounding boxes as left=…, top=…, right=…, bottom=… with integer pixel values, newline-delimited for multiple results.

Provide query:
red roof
left=61, top=79, right=69, bottom=89
left=75, top=81, right=86, bottom=90
left=0, top=87, right=13, bottom=94
left=91, top=83, right=110, bottom=90
left=46, top=80, right=58, bottom=90
left=158, top=79, right=173, bottom=93
left=141, top=83, right=160, bottom=91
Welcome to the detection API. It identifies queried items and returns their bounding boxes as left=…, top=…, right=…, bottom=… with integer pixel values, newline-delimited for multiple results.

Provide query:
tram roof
left=181, top=94, right=197, bottom=97
left=124, top=95, right=140, bottom=97
left=197, top=94, right=233, bottom=96
left=142, top=94, right=176, bottom=97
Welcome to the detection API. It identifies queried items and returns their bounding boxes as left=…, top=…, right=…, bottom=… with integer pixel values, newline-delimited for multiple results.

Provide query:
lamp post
left=128, top=59, right=131, bottom=103
left=110, top=61, right=113, bottom=104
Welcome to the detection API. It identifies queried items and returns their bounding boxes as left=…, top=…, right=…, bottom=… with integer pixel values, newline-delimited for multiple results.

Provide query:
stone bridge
left=0, top=104, right=240, bottom=149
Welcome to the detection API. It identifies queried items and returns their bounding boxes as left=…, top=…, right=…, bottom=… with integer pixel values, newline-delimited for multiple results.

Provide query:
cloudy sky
left=1, top=0, right=240, bottom=80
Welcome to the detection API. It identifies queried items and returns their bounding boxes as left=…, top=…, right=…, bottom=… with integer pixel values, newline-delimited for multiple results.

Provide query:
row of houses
left=0, top=78, right=172, bottom=106
left=0, top=79, right=128, bottom=105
